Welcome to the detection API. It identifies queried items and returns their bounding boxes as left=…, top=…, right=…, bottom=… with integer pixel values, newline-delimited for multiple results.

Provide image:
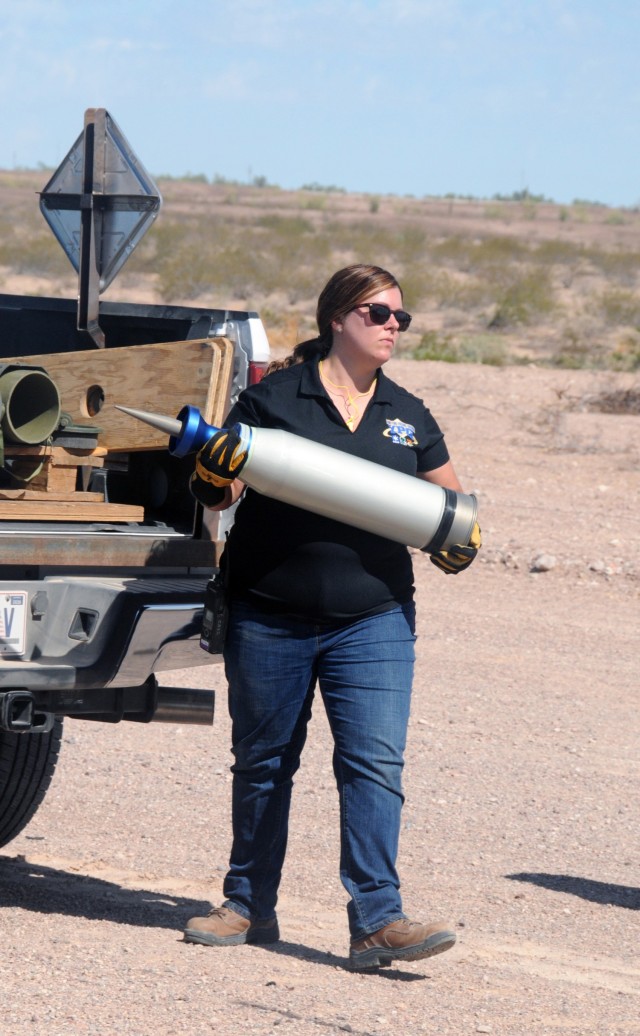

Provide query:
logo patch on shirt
left=383, top=418, right=418, bottom=447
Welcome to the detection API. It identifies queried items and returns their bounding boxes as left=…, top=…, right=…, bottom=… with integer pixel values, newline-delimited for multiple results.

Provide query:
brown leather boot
left=183, top=905, right=280, bottom=947
left=349, top=918, right=456, bottom=970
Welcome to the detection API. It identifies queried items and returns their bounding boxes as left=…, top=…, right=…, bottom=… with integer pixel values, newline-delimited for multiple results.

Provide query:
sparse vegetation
left=1, top=169, right=640, bottom=371
left=413, top=330, right=508, bottom=366
left=487, top=269, right=556, bottom=329
left=300, top=182, right=346, bottom=193
left=584, top=387, right=640, bottom=413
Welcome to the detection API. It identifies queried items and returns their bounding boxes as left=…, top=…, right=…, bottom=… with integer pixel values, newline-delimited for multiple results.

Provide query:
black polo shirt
left=223, top=360, right=450, bottom=622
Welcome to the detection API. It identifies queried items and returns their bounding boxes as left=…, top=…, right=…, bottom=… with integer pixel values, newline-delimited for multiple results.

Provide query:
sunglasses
left=355, top=302, right=412, bottom=332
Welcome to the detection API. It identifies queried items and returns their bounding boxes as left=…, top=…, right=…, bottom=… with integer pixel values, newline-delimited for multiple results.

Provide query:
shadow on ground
left=259, top=940, right=428, bottom=979
left=0, top=855, right=432, bottom=976
left=506, top=872, right=640, bottom=910
left=0, top=854, right=210, bottom=928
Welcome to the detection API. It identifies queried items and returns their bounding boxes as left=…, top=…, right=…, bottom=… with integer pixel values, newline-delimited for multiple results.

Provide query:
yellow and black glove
left=195, top=426, right=248, bottom=488
left=189, top=472, right=228, bottom=508
left=190, top=426, right=248, bottom=509
left=430, top=521, right=482, bottom=575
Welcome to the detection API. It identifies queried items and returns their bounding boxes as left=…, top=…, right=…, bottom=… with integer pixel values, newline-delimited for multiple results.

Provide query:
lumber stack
left=0, top=443, right=143, bottom=521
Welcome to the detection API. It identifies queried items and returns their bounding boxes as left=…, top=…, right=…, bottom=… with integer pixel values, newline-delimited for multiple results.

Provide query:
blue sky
left=0, top=0, right=638, bottom=207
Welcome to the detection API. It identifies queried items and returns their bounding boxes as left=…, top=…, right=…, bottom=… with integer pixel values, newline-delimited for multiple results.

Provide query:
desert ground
left=1, top=354, right=638, bottom=1036
left=0, top=171, right=638, bottom=1033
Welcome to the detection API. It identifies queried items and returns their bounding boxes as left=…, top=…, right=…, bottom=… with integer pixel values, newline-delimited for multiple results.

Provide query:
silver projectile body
left=115, top=404, right=477, bottom=552
left=236, top=425, right=476, bottom=551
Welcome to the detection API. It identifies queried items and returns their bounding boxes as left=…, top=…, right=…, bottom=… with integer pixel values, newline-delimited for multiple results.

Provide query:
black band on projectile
left=422, top=488, right=458, bottom=554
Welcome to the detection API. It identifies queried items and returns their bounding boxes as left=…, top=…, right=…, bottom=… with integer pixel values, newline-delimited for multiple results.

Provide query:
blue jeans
left=222, top=600, right=416, bottom=940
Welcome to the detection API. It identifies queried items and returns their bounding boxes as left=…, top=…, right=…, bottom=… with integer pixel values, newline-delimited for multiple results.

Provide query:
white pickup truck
left=0, top=110, right=270, bottom=847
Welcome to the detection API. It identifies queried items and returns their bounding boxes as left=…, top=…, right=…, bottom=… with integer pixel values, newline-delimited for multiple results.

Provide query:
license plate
left=0, top=592, right=28, bottom=655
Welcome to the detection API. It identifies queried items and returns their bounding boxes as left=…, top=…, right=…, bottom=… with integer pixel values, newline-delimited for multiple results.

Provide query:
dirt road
left=1, top=360, right=638, bottom=1035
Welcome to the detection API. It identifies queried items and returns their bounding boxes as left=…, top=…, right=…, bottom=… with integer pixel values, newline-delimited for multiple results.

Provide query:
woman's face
left=332, top=285, right=406, bottom=368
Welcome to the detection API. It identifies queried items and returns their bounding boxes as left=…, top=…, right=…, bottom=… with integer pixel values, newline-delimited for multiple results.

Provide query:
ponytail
left=265, top=328, right=332, bottom=375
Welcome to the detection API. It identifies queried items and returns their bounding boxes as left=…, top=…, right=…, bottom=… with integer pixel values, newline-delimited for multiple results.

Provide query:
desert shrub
left=605, top=210, right=627, bottom=225
left=608, top=333, right=640, bottom=371
left=430, top=235, right=528, bottom=273
left=0, top=237, right=14, bottom=266
left=387, top=267, right=484, bottom=312
left=159, top=172, right=208, bottom=183
left=585, top=387, right=640, bottom=412
left=456, top=334, right=508, bottom=365
left=412, top=331, right=460, bottom=362
left=585, top=247, right=640, bottom=283
left=256, top=214, right=314, bottom=235
left=488, top=268, right=555, bottom=328
left=429, top=237, right=475, bottom=265
left=394, top=267, right=426, bottom=311
left=469, top=236, right=529, bottom=269
left=154, top=220, right=256, bottom=299
left=415, top=269, right=490, bottom=310
left=550, top=328, right=601, bottom=369
left=324, top=219, right=402, bottom=263
left=301, top=194, right=327, bottom=211
left=300, top=183, right=345, bottom=193
left=596, top=288, right=640, bottom=327
left=482, top=204, right=508, bottom=221
left=450, top=275, right=497, bottom=310
left=493, top=189, right=551, bottom=203
left=412, top=330, right=506, bottom=365
left=212, top=173, right=242, bottom=186
left=533, top=239, right=583, bottom=264
left=397, top=265, right=482, bottom=308
left=8, top=234, right=66, bottom=276
left=394, top=225, right=426, bottom=264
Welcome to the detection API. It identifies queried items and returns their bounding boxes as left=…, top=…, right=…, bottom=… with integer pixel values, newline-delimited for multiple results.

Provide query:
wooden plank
left=3, top=445, right=107, bottom=461
left=0, top=501, right=144, bottom=521
left=32, top=465, right=77, bottom=493
left=2, top=445, right=106, bottom=493
left=0, top=337, right=235, bottom=452
left=0, top=489, right=104, bottom=502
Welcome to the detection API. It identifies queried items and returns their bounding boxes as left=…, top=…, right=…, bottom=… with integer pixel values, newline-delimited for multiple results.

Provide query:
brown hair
left=266, top=264, right=402, bottom=373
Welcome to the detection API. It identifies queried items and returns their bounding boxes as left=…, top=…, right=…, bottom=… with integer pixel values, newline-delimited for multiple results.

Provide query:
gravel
left=1, top=360, right=638, bottom=1035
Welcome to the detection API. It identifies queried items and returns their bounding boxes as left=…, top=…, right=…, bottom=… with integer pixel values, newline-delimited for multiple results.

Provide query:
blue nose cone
left=170, top=405, right=220, bottom=457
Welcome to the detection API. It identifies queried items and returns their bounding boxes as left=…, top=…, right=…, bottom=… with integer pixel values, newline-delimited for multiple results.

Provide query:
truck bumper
left=0, top=576, right=219, bottom=726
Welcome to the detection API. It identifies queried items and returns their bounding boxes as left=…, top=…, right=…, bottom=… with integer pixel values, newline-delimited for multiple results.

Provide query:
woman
left=184, top=265, right=480, bottom=970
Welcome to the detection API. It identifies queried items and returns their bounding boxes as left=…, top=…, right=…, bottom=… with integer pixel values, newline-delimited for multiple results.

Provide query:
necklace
left=319, top=361, right=376, bottom=431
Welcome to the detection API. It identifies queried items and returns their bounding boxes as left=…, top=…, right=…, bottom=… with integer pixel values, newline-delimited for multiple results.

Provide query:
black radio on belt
left=200, top=572, right=229, bottom=654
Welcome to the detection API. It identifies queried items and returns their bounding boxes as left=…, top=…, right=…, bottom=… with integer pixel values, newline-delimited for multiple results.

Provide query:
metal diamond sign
left=39, top=109, right=162, bottom=347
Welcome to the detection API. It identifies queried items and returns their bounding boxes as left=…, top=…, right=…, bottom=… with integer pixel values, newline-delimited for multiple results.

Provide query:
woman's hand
left=429, top=521, right=482, bottom=574
left=190, top=426, right=249, bottom=510
left=196, top=426, right=248, bottom=487
left=189, top=473, right=245, bottom=511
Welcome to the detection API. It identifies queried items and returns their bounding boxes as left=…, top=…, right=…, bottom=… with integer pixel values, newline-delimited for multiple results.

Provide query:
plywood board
left=0, top=489, right=104, bottom=502
left=0, top=337, right=234, bottom=452
left=0, top=501, right=144, bottom=521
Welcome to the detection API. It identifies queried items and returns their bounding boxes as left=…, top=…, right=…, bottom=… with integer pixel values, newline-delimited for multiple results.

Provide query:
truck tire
left=0, top=719, right=63, bottom=848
